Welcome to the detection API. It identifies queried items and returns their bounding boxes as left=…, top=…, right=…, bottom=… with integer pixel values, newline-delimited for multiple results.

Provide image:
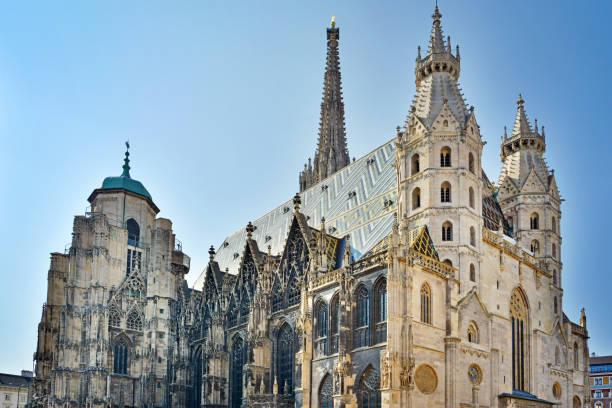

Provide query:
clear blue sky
left=0, top=1, right=610, bottom=375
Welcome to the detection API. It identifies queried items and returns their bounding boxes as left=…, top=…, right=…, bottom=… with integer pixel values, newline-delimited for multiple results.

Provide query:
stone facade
left=31, top=6, right=590, bottom=408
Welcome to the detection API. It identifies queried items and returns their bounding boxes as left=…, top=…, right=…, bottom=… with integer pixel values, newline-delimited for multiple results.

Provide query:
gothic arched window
left=190, top=346, right=202, bottom=408
left=286, top=273, right=301, bottom=307
left=109, top=307, right=121, bottom=328
left=574, top=343, right=579, bottom=370
left=470, top=226, right=476, bottom=246
left=469, top=186, right=475, bottom=208
left=470, top=264, right=476, bottom=282
left=442, top=222, right=453, bottom=241
left=374, top=279, right=387, bottom=344
left=440, top=147, right=451, bottom=167
left=277, top=323, right=294, bottom=395
left=354, top=286, right=370, bottom=348
left=330, top=294, right=340, bottom=353
left=411, top=154, right=420, bottom=175
left=468, top=152, right=475, bottom=173
left=126, top=310, right=142, bottom=331
left=113, top=337, right=129, bottom=375
left=272, top=278, right=283, bottom=312
left=412, top=187, right=421, bottom=210
left=318, top=374, right=333, bottom=408
left=239, top=288, right=250, bottom=324
left=530, top=240, right=540, bottom=256
left=530, top=213, right=539, bottom=230
left=441, top=182, right=451, bottom=203
left=358, top=366, right=381, bottom=408
left=230, top=337, right=244, bottom=408
left=126, top=218, right=140, bottom=246
left=552, top=216, right=557, bottom=233
left=314, top=300, right=328, bottom=356
left=421, top=283, right=432, bottom=324
left=510, top=288, right=529, bottom=391
left=227, top=298, right=238, bottom=327
left=467, top=321, right=479, bottom=343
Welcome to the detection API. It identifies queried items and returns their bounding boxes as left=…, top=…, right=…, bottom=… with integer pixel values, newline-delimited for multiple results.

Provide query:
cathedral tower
left=396, top=6, right=484, bottom=289
left=299, top=17, right=350, bottom=192
left=497, top=96, right=563, bottom=304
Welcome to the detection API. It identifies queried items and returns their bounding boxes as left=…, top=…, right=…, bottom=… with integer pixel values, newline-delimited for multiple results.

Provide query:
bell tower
left=396, top=6, right=484, bottom=289
left=497, top=96, right=562, bottom=304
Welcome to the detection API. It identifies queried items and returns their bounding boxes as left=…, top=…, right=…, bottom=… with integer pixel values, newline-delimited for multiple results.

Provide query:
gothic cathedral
left=31, top=6, right=590, bottom=408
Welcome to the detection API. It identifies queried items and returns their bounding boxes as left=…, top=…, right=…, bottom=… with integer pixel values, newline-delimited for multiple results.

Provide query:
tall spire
left=121, top=141, right=131, bottom=178
left=299, top=17, right=350, bottom=192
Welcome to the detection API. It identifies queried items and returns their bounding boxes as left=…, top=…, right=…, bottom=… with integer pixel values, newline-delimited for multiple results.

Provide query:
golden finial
left=331, top=15, right=336, bottom=28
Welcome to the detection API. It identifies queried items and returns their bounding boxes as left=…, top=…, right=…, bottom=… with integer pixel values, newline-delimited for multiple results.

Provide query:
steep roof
left=0, top=373, right=32, bottom=387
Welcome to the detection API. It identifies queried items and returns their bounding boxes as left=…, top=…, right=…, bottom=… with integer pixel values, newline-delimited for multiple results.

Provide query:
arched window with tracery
left=530, top=213, right=539, bottom=230
left=126, top=310, right=142, bottom=331
left=530, top=240, right=540, bottom=256
left=239, top=289, right=250, bottom=324
left=421, top=283, right=432, bottom=325
left=412, top=188, right=421, bottom=210
left=126, top=218, right=140, bottom=246
left=510, top=288, right=529, bottom=391
left=441, top=182, right=451, bottom=203
left=330, top=295, right=340, bottom=353
left=227, top=298, right=238, bottom=327
left=109, top=307, right=121, bottom=328
left=469, top=186, right=475, bottom=208
left=354, top=286, right=370, bottom=348
left=271, top=278, right=283, bottom=312
left=113, top=337, right=129, bottom=375
left=468, top=152, right=475, bottom=173
left=470, top=226, right=476, bottom=246
left=277, top=323, right=294, bottom=395
left=411, top=154, right=420, bottom=175
left=573, top=342, right=579, bottom=370
left=286, top=273, right=301, bottom=307
left=440, top=147, right=451, bottom=167
left=189, top=346, right=202, bottom=408
left=467, top=321, right=479, bottom=343
left=469, top=264, right=476, bottom=282
left=357, top=366, right=381, bottom=408
left=374, top=279, right=387, bottom=344
left=314, top=300, right=328, bottom=356
left=442, top=222, right=453, bottom=241
left=230, top=337, right=244, bottom=408
left=318, top=374, right=333, bottom=408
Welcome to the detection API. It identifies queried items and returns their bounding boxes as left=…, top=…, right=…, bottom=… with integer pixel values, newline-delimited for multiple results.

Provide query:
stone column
left=444, top=337, right=460, bottom=408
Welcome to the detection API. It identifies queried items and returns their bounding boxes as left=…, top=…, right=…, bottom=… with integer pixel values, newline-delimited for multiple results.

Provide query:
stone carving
left=415, top=364, right=437, bottom=394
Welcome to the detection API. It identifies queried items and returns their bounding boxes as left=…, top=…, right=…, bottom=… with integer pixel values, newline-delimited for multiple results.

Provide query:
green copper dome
left=100, top=144, right=152, bottom=200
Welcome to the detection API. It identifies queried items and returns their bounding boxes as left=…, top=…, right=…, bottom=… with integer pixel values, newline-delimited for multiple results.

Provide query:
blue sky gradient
left=0, top=1, right=610, bottom=374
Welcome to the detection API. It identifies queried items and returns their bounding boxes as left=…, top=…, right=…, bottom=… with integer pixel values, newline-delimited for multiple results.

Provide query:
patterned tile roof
left=194, top=140, right=397, bottom=289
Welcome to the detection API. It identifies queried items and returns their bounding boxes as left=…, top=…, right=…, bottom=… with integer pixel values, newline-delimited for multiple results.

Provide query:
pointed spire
left=310, top=17, right=350, bottom=187
left=429, top=5, right=446, bottom=54
left=511, top=94, right=533, bottom=137
left=121, top=141, right=131, bottom=178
